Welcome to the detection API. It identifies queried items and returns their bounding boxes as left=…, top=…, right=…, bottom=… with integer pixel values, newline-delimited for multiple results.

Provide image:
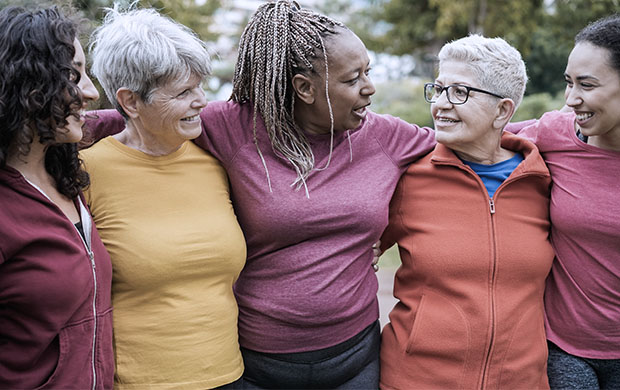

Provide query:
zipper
left=75, top=199, right=97, bottom=390
left=87, top=248, right=97, bottom=390
left=480, top=198, right=497, bottom=388
left=435, top=155, right=550, bottom=388
left=21, top=176, right=99, bottom=389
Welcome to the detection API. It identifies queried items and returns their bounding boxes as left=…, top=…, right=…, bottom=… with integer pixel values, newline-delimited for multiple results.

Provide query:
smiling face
left=135, top=72, right=207, bottom=147
left=565, top=42, right=620, bottom=145
left=56, top=39, right=99, bottom=143
left=431, top=60, right=503, bottom=158
left=302, top=28, right=376, bottom=134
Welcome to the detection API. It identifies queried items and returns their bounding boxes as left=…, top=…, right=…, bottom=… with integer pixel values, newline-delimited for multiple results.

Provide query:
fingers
left=372, top=240, right=381, bottom=272
left=372, top=240, right=381, bottom=258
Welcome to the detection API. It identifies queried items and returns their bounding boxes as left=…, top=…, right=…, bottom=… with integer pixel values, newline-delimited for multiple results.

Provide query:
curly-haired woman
left=0, top=6, right=113, bottom=389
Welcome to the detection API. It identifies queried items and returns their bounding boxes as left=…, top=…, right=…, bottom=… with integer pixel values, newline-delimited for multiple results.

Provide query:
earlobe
left=494, top=98, right=516, bottom=129
left=116, top=88, right=140, bottom=119
left=292, top=74, right=315, bottom=104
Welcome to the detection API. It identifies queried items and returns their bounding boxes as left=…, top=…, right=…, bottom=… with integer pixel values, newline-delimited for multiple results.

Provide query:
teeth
left=576, top=113, right=593, bottom=121
left=181, top=115, right=199, bottom=121
left=437, top=117, right=458, bottom=123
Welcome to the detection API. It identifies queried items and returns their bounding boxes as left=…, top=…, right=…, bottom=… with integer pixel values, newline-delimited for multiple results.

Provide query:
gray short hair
left=437, top=34, right=527, bottom=108
left=89, top=6, right=212, bottom=117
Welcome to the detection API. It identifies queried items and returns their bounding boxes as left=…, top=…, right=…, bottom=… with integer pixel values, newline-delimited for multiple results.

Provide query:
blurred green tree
left=134, top=0, right=222, bottom=42
left=513, top=92, right=565, bottom=122
left=351, top=0, right=544, bottom=80
left=353, top=0, right=620, bottom=94
left=371, top=79, right=434, bottom=127
left=525, top=0, right=620, bottom=96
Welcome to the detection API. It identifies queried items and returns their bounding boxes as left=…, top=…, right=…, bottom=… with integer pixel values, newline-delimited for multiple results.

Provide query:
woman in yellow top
left=81, top=7, right=246, bottom=389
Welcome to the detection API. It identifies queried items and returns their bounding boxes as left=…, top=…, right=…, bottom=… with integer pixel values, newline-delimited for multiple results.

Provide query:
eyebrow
left=434, top=82, right=472, bottom=87
left=565, top=73, right=599, bottom=81
left=344, top=61, right=371, bottom=76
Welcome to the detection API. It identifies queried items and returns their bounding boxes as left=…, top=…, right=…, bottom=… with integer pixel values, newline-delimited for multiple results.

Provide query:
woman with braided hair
left=89, top=1, right=435, bottom=387
left=198, top=3, right=435, bottom=385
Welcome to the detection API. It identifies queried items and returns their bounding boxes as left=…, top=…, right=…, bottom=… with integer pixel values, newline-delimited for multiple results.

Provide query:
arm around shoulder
left=371, top=112, right=436, bottom=169
left=83, top=109, right=125, bottom=146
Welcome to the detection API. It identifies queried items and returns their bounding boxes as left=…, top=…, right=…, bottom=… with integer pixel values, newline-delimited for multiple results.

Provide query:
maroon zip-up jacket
left=0, top=166, right=114, bottom=389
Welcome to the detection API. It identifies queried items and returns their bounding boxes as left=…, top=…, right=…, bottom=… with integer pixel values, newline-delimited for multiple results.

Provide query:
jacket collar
left=429, top=131, right=550, bottom=177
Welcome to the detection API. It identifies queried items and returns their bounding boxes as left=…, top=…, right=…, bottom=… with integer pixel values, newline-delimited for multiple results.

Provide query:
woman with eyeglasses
left=379, top=35, right=554, bottom=389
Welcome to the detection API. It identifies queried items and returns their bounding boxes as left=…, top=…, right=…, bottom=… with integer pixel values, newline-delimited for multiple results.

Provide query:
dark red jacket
left=0, top=166, right=114, bottom=389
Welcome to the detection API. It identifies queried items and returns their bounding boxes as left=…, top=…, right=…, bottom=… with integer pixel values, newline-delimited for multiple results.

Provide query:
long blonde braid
left=231, top=0, right=344, bottom=194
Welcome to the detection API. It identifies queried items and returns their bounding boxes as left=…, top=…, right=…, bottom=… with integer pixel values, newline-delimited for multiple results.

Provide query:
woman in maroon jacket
left=0, top=6, right=114, bottom=389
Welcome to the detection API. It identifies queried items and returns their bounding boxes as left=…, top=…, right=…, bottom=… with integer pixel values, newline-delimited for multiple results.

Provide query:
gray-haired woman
left=82, top=7, right=246, bottom=389
left=380, top=35, right=554, bottom=389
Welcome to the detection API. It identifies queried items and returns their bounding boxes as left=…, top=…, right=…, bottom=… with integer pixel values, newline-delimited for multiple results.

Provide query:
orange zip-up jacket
left=380, top=132, right=554, bottom=389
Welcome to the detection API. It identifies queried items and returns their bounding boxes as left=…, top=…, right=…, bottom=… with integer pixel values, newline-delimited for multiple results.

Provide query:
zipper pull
left=489, top=199, right=495, bottom=214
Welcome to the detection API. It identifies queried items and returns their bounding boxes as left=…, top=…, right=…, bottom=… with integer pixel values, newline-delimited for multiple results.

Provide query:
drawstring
left=347, top=130, right=353, bottom=162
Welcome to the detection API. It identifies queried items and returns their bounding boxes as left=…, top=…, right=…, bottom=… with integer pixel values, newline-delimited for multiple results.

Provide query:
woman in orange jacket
left=380, top=35, right=554, bottom=389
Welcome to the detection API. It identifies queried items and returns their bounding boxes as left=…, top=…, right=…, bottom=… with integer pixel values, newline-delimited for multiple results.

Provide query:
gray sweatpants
left=548, top=341, right=620, bottom=390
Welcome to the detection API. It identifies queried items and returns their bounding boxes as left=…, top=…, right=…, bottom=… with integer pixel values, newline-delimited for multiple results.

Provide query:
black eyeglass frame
left=424, top=82, right=505, bottom=105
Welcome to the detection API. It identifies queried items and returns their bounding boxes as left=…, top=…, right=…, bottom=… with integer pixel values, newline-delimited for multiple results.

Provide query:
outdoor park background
left=3, top=0, right=618, bottom=125
left=2, top=0, right=617, bottom=323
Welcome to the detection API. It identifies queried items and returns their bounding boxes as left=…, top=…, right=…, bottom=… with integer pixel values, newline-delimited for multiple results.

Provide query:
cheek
left=57, top=120, right=82, bottom=142
left=331, top=100, right=349, bottom=119
left=158, top=103, right=182, bottom=125
left=333, top=86, right=356, bottom=104
left=583, top=90, right=609, bottom=110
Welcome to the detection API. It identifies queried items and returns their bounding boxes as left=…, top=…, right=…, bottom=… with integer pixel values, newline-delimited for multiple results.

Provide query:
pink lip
left=353, top=102, right=371, bottom=118
left=352, top=107, right=367, bottom=121
left=71, top=114, right=85, bottom=126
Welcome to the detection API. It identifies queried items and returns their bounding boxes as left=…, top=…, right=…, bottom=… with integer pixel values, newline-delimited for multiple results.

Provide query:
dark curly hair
left=576, top=14, right=620, bottom=78
left=0, top=6, right=89, bottom=198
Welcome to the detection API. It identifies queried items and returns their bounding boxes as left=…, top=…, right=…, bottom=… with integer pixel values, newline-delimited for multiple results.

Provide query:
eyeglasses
left=424, top=83, right=504, bottom=105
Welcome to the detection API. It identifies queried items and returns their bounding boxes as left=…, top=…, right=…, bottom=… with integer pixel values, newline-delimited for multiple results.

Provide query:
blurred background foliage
left=1, top=0, right=618, bottom=124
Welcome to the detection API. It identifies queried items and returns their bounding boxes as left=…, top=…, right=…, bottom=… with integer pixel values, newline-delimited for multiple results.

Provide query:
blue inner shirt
left=462, top=153, right=524, bottom=198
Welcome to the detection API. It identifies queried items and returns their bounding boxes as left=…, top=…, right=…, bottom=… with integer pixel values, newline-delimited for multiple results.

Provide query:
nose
left=361, top=74, right=376, bottom=97
left=79, top=73, right=99, bottom=104
left=564, top=85, right=582, bottom=108
left=433, top=88, right=453, bottom=109
left=192, top=87, right=208, bottom=109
